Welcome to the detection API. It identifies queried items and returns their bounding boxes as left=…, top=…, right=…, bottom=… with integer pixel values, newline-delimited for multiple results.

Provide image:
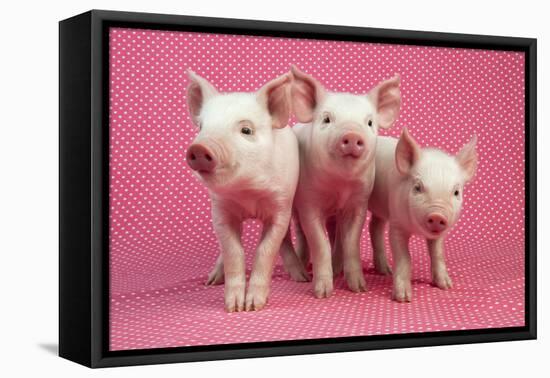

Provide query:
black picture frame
left=59, top=9, right=537, bottom=368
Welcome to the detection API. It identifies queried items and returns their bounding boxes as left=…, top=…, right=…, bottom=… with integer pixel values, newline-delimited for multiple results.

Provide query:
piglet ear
left=456, top=135, right=478, bottom=182
left=289, top=65, right=326, bottom=123
left=187, top=70, right=219, bottom=126
left=368, top=74, right=401, bottom=129
left=257, top=73, right=291, bottom=129
left=395, top=127, right=421, bottom=175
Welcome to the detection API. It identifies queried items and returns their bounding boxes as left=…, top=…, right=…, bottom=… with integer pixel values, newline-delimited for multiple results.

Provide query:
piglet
left=368, top=128, right=478, bottom=302
left=185, top=71, right=304, bottom=312
left=287, top=66, right=401, bottom=298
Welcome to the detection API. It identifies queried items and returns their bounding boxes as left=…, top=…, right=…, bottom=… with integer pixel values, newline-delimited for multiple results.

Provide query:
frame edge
left=59, top=11, right=94, bottom=368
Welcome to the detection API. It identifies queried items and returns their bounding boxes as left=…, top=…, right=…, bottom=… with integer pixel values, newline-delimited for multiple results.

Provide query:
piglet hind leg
left=369, top=215, right=392, bottom=275
left=389, top=225, right=412, bottom=302
left=246, top=216, right=290, bottom=311
left=338, top=209, right=368, bottom=292
left=214, top=219, right=246, bottom=312
left=280, top=229, right=310, bottom=282
left=427, top=238, right=453, bottom=290
left=293, top=218, right=311, bottom=268
left=327, top=217, right=343, bottom=277
left=205, top=254, right=225, bottom=286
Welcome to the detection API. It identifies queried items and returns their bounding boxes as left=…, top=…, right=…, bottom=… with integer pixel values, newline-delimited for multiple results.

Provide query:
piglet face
left=395, top=128, right=478, bottom=239
left=313, top=94, right=377, bottom=166
left=185, top=71, right=290, bottom=190
left=290, top=66, right=400, bottom=177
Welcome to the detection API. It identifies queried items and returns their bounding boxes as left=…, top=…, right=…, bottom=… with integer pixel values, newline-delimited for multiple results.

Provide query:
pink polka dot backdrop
left=108, top=28, right=525, bottom=351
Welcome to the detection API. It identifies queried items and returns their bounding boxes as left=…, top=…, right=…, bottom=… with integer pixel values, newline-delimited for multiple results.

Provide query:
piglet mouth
left=421, top=227, right=447, bottom=240
left=195, top=167, right=221, bottom=177
left=340, top=151, right=363, bottom=159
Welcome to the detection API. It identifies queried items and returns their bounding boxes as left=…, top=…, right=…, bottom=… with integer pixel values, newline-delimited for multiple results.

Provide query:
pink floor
left=108, top=28, right=526, bottom=351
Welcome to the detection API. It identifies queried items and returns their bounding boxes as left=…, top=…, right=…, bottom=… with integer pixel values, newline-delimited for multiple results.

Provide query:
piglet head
left=395, top=128, right=478, bottom=239
left=290, top=65, right=400, bottom=177
left=186, top=71, right=290, bottom=191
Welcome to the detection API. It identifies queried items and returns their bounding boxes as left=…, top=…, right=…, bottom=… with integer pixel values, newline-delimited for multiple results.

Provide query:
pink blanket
left=108, top=28, right=525, bottom=351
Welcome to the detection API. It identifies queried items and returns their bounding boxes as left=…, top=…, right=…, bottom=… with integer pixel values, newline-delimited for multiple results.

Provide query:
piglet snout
left=426, top=213, right=448, bottom=234
left=186, top=143, right=217, bottom=173
left=339, top=132, right=365, bottom=158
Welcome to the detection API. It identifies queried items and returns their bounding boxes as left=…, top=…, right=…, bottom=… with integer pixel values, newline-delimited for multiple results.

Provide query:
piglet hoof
left=345, top=270, right=367, bottom=292
left=433, top=271, right=453, bottom=290
left=205, top=266, right=225, bottom=286
left=313, top=276, right=334, bottom=298
left=374, top=262, right=392, bottom=276
left=245, top=284, right=269, bottom=311
left=392, top=279, right=412, bottom=302
left=224, top=283, right=245, bottom=312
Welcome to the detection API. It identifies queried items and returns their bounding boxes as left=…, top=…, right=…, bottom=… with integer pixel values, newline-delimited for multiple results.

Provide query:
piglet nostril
left=357, top=140, right=364, bottom=147
left=190, top=154, right=196, bottom=160
left=205, top=154, right=212, bottom=162
left=428, top=219, right=433, bottom=224
left=343, top=139, right=349, bottom=145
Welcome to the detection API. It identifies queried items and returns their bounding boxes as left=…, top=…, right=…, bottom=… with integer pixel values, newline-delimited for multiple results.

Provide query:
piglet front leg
left=299, top=209, right=333, bottom=298
left=389, top=225, right=412, bottom=302
left=246, top=213, right=291, bottom=311
left=427, top=238, right=453, bottom=289
left=246, top=214, right=290, bottom=311
left=213, top=218, right=246, bottom=312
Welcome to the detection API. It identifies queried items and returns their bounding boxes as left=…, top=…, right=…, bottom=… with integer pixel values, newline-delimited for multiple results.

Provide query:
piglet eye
left=241, top=127, right=253, bottom=135
left=322, top=115, right=331, bottom=124
left=414, top=183, right=423, bottom=193
left=454, top=190, right=460, bottom=197
left=367, top=119, right=373, bottom=127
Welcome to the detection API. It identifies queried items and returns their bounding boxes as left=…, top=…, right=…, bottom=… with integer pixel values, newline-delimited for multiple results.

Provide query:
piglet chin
left=194, top=165, right=239, bottom=192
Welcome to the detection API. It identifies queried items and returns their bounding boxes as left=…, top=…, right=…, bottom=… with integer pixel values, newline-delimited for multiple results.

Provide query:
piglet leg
left=300, top=209, right=333, bottom=298
left=280, top=229, right=310, bottom=282
left=213, top=218, right=246, bottom=312
left=427, top=238, right=453, bottom=289
left=369, top=215, right=392, bottom=275
left=246, top=213, right=291, bottom=311
left=390, top=225, right=412, bottom=302
left=205, top=254, right=224, bottom=286
left=328, top=217, right=343, bottom=277
left=338, top=208, right=368, bottom=292
left=294, top=217, right=310, bottom=268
